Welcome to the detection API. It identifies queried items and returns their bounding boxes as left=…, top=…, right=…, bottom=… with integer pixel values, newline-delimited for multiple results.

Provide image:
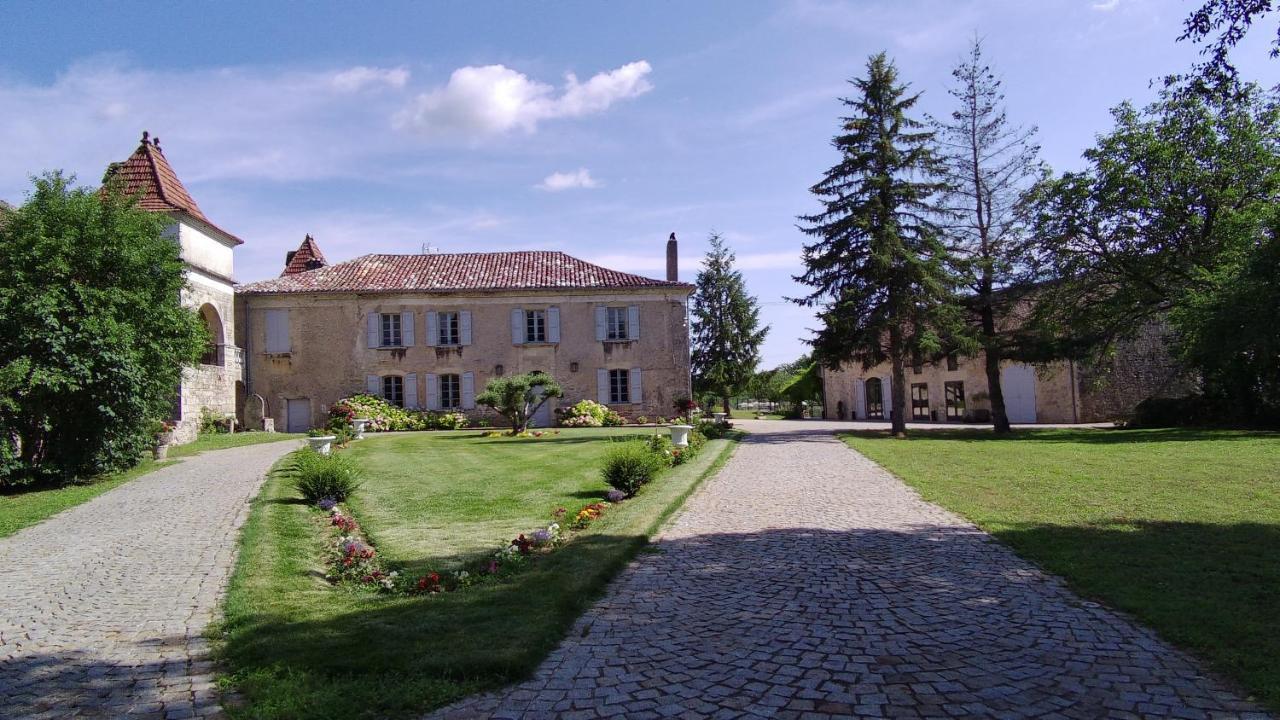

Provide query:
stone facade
left=237, top=287, right=692, bottom=431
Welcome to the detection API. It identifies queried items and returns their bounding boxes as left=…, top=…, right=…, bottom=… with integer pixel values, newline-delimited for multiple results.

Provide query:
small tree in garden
left=691, top=232, right=769, bottom=415
left=476, top=372, right=564, bottom=435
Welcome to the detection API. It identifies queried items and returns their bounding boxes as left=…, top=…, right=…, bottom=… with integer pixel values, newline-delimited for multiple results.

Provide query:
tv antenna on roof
left=420, top=242, right=438, bottom=254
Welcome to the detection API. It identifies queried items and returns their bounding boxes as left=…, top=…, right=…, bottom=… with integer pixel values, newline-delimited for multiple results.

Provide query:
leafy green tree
left=691, top=232, right=769, bottom=414
left=931, top=38, right=1044, bottom=434
left=475, top=371, right=563, bottom=435
left=0, top=173, right=206, bottom=485
left=794, top=52, right=961, bottom=437
left=1026, top=83, right=1280, bottom=423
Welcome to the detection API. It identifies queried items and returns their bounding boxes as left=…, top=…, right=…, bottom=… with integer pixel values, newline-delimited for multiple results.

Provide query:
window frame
left=911, top=382, right=930, bottom=421
left=380, top=313, right=403, bottom=347
left=865, top=378, right=884, bottom=420
left=945, top=380, right=965, bottom=420
left=946, top=354, right=959, bottom=372
left=438, top=311, right=460, bottom=346
left=382, top=375, right=404, bottom=407
left=525, top=309, right=547, bottom=343
left=608, top=368, right=631, bottom=404
left=605, top=306, right=629, bottom=341
left=439, top=373, right=461, bottom=409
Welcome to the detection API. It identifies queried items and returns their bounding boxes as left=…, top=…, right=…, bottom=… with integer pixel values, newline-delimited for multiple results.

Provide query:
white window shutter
left=461, top=371, right=475, bottom=409
left=425, top=373, right=440, bottom=411
left=547, top=306, right=561, bottom=343
left=627, top=305, right=640, bottom=341
left=404, top=373, right=419, bottom=409
left=597, top=369, right=609, bottom=404
left=630, top=368, right=643, bottom=406
left=425, top=312, right=439, bottom=347
left=265, top=309, right=290, bottom=353
left=595, top=306, right=607, bottom=341
left=401, top=311, right=414, bottom=346
left=884, top=375, right=893, bottom=419
left=460, top=310, right=473, bottom=346
left=511, top=308, right=524, bottom=344
left=366, top=375, right=380, bottom=396
left=366, top=312, right=380, bottom=348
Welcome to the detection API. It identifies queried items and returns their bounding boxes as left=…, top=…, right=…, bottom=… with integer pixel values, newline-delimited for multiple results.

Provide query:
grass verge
left=216, top=428, right=737, bottom=719
left=170, top=432, right=305, bottom=458
left=840, top=426, right=1280, bottom=710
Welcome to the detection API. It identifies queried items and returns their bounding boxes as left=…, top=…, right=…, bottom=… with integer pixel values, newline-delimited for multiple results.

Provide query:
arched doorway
left=198, top=303, right=224, bottom=366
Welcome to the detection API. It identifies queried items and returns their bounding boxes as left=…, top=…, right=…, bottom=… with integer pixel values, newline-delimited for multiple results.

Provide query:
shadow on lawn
left=839, top=427, right=1279, bottom=444
left=218, top=521, right=1280, bottom=719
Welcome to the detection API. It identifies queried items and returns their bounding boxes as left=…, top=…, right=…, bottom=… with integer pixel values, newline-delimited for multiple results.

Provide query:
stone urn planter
left=352, top=419, right=370, bottom=440
left=712, top=412, right=728, bottom=425
left=669, top=424, right=694, bottom=448
left=307, top=435, right=336, bottom=456
left=152, top=432, right=173, bottom=460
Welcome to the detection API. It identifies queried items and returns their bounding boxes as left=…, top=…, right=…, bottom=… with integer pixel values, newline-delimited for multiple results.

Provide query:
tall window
left=382, top=375, right=404, bottom=407
left=911, top=383, right=930, bottom=421
left=945, top=381, right=965, bottom=420
left=606, top=307, right=629, bottom=340
left=608, top=369, right=630, bottom=404
left=525, top=310, right=546, bottom=343
left=865, top=378, right=884, bottom=419
left=912, top=355, right=923, bottom=375
left=439, top=373, right=461, bottom=409
left=438, top=312, right=460, bottom=346
left=380, top=313, right=402, bottom=347
left=946, top=354, right=959, bottom=371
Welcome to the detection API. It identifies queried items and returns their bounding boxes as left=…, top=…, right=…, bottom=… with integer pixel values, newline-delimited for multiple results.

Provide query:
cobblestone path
left=434, top=421, right=1268, bottom=720
left=0, top=439, right=300, bottom=720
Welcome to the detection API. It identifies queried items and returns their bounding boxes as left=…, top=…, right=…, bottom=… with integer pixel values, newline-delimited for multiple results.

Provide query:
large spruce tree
left=794, top=52, right=959, bottom=437
left=932, top=39, right=1044, bottom=434
left=691, top=232, right=769, bottom=414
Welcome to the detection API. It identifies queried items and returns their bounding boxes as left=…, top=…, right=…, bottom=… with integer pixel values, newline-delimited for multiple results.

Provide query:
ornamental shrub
left=328, top=395, right=468, bottom=432
left=600, top=441, right=665, bottom=496
left=293, top=450, right=363, bottom=503
left=557, top=399, right=608, bottom=427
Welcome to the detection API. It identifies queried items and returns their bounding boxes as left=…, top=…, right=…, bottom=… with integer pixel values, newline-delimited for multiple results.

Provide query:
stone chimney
left=666, top=232, right=678, bottom=282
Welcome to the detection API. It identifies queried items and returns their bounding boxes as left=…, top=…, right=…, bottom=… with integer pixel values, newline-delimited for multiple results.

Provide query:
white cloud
left=393, top=61, right=652, bottom=138
left=1091, top=0, right=1121, bottom=10
left=331, top=65, right=410, bottom=92
left=536, top=168, right=600, bottom=191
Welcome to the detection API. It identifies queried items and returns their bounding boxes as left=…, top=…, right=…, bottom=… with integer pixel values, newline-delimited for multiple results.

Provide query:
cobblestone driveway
left=0, top=439, right=299, bottom=720
left=435, top=421, right=1268, bottom=719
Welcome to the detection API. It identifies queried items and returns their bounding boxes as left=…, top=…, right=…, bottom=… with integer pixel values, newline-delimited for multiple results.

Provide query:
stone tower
left=105, top=132, right=244, bottom=443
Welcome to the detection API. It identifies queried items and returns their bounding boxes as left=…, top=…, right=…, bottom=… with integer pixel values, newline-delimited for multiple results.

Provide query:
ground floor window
left=439, top=373, right=461, bottom=409
left=865, top=378, right=884, bottom=419
left=911, top=383, right=930, bottom=421
left=945, top=381, right=965, bottom=420
left=382, top=375, right=404, bottom=407
left=608, top=368, right=630, bottom=404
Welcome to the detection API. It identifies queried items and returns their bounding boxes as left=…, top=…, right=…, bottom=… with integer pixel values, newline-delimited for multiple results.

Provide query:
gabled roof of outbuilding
left=238, top=250, right=691, bottom=295
left=282, top=234, right=329, bottom=275
left=103, top=132, right=244, bottom=245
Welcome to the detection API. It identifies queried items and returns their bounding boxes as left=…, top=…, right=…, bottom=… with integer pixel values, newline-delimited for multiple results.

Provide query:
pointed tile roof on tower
left=282, top=234, right=329, bottom=275
left=104, top=131, right=244, bottom=245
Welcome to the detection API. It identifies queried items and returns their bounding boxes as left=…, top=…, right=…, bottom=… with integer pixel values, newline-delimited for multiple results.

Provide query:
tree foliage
left=475, top=371, right=563, bottom=435
left=931, top=39, right=1044, bottom=433
left=1178, top=0, right=1278, bottom=94
left=1027, top=84, right=1280, bottom=424
left=690, top=232, right=768, bottom=413
left=794, top=52, right=962, bottom=436
left=0, top=173, right=206, bottom=485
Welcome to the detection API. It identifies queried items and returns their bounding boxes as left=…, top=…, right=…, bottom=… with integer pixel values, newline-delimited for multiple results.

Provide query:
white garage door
left=1001, top=365, right=1037, bottom=424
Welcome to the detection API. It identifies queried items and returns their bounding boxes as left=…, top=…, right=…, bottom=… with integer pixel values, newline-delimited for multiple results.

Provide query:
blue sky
left=1, top=1, right=1274, bottom=366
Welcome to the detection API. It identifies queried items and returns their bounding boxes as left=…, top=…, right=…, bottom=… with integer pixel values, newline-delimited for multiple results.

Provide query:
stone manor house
left=106, top=133, right=693, bottom=441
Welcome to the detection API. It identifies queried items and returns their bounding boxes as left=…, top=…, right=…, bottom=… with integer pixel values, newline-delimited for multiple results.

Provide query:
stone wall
left=175, top=271, right=241, bottom=444
left=238, top=288, right=693, bottom=431
left=1075, top=320, right=1196, bottom=423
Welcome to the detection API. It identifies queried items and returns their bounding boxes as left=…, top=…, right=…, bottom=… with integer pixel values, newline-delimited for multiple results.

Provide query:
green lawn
left=0, top=431, right=302, bottom=539
left=217, top=428, right=737, bottom=720
left=840, top=427, right=1280, bottom=710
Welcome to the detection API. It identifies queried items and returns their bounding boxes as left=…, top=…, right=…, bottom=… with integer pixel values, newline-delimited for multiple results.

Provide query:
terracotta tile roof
left=239, top=251, right=692, bottom=295
left=282, top=234, right=329, bottom=275
left=104, top=132, right=244, bottom=245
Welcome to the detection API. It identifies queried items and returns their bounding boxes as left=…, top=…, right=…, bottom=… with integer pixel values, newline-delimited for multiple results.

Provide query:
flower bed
left=555, top=399, right=627, bottom=427
left=329, top=395, right=468, bottom=432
